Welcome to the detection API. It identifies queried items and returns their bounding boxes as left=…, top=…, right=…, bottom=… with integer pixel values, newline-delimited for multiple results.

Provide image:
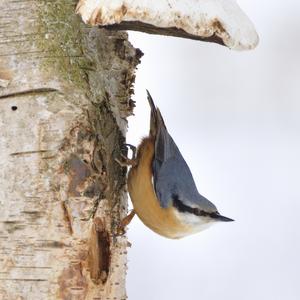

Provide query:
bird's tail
left=146, top=90, right=166, bottom=137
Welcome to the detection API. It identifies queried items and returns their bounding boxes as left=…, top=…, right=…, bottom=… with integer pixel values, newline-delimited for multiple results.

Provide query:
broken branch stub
left=76, top=0, right=259, bottom=50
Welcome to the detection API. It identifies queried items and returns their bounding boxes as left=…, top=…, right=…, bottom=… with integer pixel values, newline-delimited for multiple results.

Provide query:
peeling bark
left=0, top=0, right=142, bottom=299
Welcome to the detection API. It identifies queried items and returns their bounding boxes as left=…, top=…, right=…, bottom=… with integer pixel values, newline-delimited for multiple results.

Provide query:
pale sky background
left=125, top=1, right=300, bottom=299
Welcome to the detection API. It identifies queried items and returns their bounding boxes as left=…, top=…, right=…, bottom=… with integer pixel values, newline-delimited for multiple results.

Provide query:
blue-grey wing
left=152, top=125, right=199, bottom=208
left=146, top=91, right=215, bottom=212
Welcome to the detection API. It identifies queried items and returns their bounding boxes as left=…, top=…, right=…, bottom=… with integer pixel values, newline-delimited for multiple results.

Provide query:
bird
left=118, top=91, right=233, bottom=239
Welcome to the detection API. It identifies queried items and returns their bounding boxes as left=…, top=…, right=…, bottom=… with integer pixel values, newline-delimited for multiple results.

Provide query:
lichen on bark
left=0, top=0, right=142, bottom=298
left=37, top=0, right=90, bottom=88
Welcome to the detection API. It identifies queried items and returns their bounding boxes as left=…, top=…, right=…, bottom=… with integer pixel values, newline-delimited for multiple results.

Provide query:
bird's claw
left=115, top=144, right=137, bottom=167
left=122, top=144, right=137, bottom=160
left=116, top=210, right=136, bottom=236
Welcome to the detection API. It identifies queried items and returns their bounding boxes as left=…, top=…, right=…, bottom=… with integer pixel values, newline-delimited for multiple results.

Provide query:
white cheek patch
left=173, top=209, right=215, bottom=236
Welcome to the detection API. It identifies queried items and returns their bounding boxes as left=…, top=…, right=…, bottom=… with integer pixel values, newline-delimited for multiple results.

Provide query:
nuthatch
left=119, top=91, right=233, bottom=239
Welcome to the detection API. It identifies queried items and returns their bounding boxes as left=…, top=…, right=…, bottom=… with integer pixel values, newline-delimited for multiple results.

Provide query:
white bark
left=0, top=0, right=141, bottom=299
left=76, top=0, right=258, bottom=50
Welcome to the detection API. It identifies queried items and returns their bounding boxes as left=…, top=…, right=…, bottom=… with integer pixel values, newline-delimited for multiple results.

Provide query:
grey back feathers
left=146, top=91, right=217, bottom=213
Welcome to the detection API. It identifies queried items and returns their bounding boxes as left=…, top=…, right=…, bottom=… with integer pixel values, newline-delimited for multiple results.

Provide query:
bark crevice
left=0, top=0, right=142, bottom=299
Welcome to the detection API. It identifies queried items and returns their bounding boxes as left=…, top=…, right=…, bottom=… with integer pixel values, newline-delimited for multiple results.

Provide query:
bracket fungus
left=76, top=0, right=258, bottom=50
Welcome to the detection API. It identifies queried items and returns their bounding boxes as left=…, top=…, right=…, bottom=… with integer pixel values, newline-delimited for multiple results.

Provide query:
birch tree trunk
left=0, top=0, right=141, bottom=299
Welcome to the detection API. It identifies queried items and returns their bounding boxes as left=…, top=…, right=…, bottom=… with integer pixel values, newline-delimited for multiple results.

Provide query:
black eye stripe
left=172, top=194, right=234, bottom=222
left=172, top=194, right=211, bottom=217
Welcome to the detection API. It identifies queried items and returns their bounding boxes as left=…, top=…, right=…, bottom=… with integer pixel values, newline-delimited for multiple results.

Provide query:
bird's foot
left=115, top=144, right=137, bottom=167
left=123, top=144, right=137, bottom=159
left=116, top=209, right=136, bottom=236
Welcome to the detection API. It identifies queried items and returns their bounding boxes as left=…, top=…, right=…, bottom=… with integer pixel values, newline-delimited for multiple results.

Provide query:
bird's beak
left=210, top=212, right=234, bottom=222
